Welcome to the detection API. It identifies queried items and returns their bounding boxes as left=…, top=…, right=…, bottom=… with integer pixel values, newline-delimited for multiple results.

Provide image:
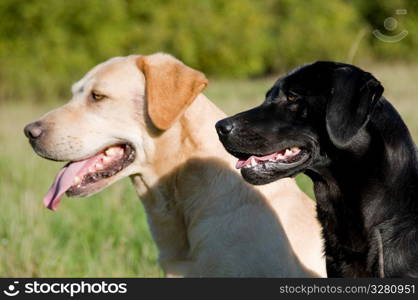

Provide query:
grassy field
left=1, top=63, right=417, bottom=277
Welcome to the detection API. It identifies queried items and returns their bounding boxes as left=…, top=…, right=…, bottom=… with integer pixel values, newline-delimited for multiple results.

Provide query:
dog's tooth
left=73, top=176, right=81, bottom=184
left=291, top=147, right=300, bottom=154
left=95, top=163, right=104, bottom=170
left=88, top=166, right=95, bottom=173
left=105, top=147, right=118, bottom=156
left=103, top=156, right=112, bottom=164
left=250, top=157, right=257, bottom=167
left=285, top=149, right=292, bottom=156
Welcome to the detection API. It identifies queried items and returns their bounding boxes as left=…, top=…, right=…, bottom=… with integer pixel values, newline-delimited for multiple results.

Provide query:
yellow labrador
left=24, top=53, right=326, bottom=277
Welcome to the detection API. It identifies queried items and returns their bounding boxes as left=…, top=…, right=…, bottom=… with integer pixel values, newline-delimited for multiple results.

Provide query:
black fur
left=215, top=61, right=418, bottom=277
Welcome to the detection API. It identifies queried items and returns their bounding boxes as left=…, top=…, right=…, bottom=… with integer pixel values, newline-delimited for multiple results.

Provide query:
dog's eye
left=91, top=91, right=106, bottom=101
left=286, top=92, right=299, bottom=102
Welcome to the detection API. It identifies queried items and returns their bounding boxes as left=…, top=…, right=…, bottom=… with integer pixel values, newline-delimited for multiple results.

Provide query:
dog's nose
left=24, top=121, right=44, bottom=140
left=215, top=119, right=234, bottom=136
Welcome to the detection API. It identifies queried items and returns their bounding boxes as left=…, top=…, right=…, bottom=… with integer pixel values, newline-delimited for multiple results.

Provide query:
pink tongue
left=43, top=157, right=97, bottom=211
left=235, top=159, right=248, bottom=169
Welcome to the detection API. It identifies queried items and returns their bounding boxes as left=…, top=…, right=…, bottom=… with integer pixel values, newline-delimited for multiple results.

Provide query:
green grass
left=1, top=63, right=417, bottom=276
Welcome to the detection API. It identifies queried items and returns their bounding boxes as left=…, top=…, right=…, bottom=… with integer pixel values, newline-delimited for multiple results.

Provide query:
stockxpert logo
left=373, top=9, right=408, bottom=43
left=2, top=281, right=127, bottom=297
left=3, top=281, right=20, bottom=297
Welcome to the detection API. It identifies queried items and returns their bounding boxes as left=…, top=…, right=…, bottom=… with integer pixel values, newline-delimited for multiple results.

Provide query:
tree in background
left=0, top=0, right=416, bottom=103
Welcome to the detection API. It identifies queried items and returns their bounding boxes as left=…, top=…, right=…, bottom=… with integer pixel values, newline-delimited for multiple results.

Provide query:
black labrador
left=215, top=62, right=418, bottom=277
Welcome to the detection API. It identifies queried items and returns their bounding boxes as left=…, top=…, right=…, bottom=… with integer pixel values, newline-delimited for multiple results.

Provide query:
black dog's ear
left=326, top=67, right=383, bottom=149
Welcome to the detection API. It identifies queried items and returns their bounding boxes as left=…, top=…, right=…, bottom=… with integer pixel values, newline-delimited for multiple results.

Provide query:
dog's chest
left=315, top=185, right=374, bottom=277
left=322, top=224, right=373, bottom=277
left=320, top=214, right=372, bottom=277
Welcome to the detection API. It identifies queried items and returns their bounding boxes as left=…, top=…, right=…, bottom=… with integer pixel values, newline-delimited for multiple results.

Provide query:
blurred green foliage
left=0, top=0, right=417, bottom=103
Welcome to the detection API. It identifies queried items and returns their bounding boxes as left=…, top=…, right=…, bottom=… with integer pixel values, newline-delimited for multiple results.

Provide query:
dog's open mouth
left=234, top=146, right=307, bottom=169
left=43, top=144, right=135, bottom=211
left=231, top=146, right=311, bottom=185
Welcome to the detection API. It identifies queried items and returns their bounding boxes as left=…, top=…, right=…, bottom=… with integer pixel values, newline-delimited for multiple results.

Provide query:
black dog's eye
left=91, top=91, right=106, bottom=101
left=286, top=92, right=300, bottom=102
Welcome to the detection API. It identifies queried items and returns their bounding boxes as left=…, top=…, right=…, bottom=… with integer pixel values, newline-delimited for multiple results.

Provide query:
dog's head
left=24, top=53, right=207, bottom=210
left=215, top=62, right=383, bottom=185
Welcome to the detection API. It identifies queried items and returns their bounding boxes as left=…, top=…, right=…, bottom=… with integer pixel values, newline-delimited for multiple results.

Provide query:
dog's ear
left=136, top=54, right=208, bottom=130
left=326, top=67, right=383, bottom=149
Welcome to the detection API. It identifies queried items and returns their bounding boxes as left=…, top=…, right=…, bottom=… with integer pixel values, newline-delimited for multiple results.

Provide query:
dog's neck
left=307, top=98, right=418, bottom=276
left=129, top=94, right=227, bottom=261
left=130, top=95, right=259, bottom=263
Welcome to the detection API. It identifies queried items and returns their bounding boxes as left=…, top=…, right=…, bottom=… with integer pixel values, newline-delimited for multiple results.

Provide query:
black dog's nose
left=215, top=119, right=234, bottom=136
left=24, top=121, right=44, bottom=140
